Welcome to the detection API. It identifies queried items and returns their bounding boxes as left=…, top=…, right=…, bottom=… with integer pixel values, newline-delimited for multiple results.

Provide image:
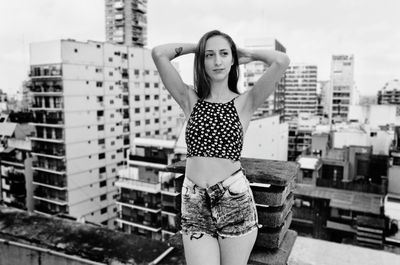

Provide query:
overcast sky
left=1, top=0, right=399, bottom=96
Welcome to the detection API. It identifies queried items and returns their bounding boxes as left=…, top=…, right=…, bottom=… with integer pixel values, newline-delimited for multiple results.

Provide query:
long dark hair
left=194, top=30, right=240, bottom=99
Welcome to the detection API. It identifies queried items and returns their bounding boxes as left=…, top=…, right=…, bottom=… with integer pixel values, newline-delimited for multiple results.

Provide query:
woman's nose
left=214, top=55, right=222, bottom=65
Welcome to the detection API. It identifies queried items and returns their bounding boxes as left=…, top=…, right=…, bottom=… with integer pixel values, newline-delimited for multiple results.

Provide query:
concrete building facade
left=329, top=55, right=355, bottom=122
left=378, top=79, right=400, bottom=105
left=105, top=0, right=147, bottom=47
left=27, top=39, right=181, bottom=227
left=285, top=64, right=318, bottom=120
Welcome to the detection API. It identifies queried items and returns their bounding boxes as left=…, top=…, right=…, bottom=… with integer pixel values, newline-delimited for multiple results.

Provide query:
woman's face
left=204, top=35, right=233, bottom=82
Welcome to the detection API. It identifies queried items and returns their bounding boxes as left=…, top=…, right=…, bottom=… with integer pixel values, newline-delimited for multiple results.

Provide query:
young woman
left=152, top=30, right=290, bottom=265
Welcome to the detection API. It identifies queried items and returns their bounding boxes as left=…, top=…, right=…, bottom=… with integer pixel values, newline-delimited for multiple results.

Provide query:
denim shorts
left=180, top=168, right=261, bottom=239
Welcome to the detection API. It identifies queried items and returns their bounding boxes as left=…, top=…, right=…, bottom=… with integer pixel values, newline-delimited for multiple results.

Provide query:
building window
left=109, top=72, right=113, bottom=76
left=134, top=108, right=140, bottom=113
left=155, top=106, right=159, bottom=111
left=108, top=57, right=113, bottom=62
left=134, top=69, right=140, bottom=75
left=145, top=95, right=150, bottom=100
left=135, top=133, right=140, bottom=137
left=96, top=82, right=103, bottom=87
left=145, top=131, right=151, bottom=136
left=74, top=48, right=78, bottom=53
left=100, top=180, right=107, bottom=187
left=111, top=154, right=115, bottom=159
left=145, top=83, right=150, bottom=88
left=135, top=121, right=140, bottom=126
left=145, top=107, right=150, bottom=112
left=155, top=130, right=159, bottom=135
left=110, top=100, right=114, bottom=104
left=99, top=153, right=105, bottom=159
left=134, top=95, right=140, bottom=101
left=154, top=95, right=159, bottom=100
left=167, top=106, right=172, bottom=111
left=98, top=125, right=104, bottom=131
left=111, top=127, right=115, bottom=132
left=155, top=118, right=159, bottom=123
left=101, top=207, right=107, bottom=214
left=145, top=119, right=150, bottom=125
left=154, top=83, right=159, bottom=88
left=100, top=194, right=107, bottom=201
left=98, top=138, right=105, bottom=144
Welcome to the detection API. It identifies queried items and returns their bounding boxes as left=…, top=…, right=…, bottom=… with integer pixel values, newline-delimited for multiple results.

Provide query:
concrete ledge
left=255, top=211, right=292, bottom=249
left=250, top=230, right=297, bottom=265
left=252, top=182, right=294, bottom=207
left=257, top=193, right=294, bottom=228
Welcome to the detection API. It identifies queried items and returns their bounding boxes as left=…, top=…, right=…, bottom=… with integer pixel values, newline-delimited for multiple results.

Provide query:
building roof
left=0, top=206, right=170, bottom=264
left=297, top=157, right=321, bottom=170
left=0, top=122, right=17, bottom=137
left=289, top=236, right=400, bottom=265
left=134, top=137, right=176, bottom=149
left=295, top=184, right=383, bottom=215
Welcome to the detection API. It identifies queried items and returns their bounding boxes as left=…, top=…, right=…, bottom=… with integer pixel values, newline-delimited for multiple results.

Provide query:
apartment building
left=0, top=122, right=34, bottom=211
left=377, top=79, right=400, bottom=105
left=27, top=39, right=181, bottom=227
left=285, top=64, right=318, bottom=120
left=329, top=55, right=355, bottom=122
left=242, top=38, right=287, bottom=121
left=105, top=0, right=147, bottom=47
left=115, top=138, right=180, bottom=241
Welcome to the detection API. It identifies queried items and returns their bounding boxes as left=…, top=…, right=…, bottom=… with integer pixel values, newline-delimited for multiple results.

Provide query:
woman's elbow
left=278, top=54, right=290, bottom=68
left=151, top=47, right=161, bottom=60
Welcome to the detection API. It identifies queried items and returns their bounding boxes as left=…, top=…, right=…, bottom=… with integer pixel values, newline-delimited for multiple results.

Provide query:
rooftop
left=295, top=183, right=383, bottom=215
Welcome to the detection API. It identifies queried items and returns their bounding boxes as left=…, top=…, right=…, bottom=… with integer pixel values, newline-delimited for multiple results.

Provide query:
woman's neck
left=209, top=80, right=232, bottom=101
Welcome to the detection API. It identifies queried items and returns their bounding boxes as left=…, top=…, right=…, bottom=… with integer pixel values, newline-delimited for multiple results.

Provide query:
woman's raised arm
left=238, top=48, right=290, bottom=114
left=151, top=43, right=198, bottom=116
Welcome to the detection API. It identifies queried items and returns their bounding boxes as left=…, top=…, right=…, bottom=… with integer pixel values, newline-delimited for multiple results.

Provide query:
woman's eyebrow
left=205, top=49, right=229, bottom=52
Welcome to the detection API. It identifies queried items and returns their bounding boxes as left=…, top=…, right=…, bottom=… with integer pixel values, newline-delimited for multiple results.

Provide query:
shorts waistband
left=183, top=167, right=246, bottom=193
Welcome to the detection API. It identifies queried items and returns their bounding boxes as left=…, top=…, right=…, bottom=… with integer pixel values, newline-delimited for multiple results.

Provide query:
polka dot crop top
left=185, top=97, right=244, bottom=161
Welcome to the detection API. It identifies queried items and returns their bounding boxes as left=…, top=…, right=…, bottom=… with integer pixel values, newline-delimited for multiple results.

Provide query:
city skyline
left=1, top=0, right=399, bottom=96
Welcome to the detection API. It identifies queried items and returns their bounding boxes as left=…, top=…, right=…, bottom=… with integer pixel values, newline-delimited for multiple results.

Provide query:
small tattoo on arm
left=174, top=47, right=183, bottom=58
left=190, top=233, right=204, bottom=240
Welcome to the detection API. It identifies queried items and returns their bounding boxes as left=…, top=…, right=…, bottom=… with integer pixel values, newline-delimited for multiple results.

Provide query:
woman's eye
left=206, top=54, right=213, bottom=57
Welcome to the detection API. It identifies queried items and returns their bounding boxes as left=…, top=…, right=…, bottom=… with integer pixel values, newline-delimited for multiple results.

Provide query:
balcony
left=32, top=159, right=66, bottom=174
left=31, top=110, right=64, bottom=125
left=31, top=143, right=65, bottom=158
left=118, top=212, right=161, bottom=232
left=34, top=201, right=68, bottom=215
left=29, top=82, right=63, bottom=94
left=34, top=186, right=67, bottom=205
left=29, top=67, right=62, bottom=79
left=33, top=171, right=67, bottom=190
left=129, top=154, right=168, bottom=165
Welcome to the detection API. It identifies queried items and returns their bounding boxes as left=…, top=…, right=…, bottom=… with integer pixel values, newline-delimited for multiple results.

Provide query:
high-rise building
left=377, top=79, right=400, bottom=105
left=105, top=0, right=147, bottom=47
left=317, top=80, right=330, bottom=117
left=242, top=38, right=287, bottom=122
left=329, top=55, right=355, bottom=122
left=27, top=39, right=181, bottom=227
left=285, top=64, right=318, bottom=120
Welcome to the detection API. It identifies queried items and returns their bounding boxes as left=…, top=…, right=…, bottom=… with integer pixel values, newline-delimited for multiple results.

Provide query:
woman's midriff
left=185, top=156, right=241, bottom=188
